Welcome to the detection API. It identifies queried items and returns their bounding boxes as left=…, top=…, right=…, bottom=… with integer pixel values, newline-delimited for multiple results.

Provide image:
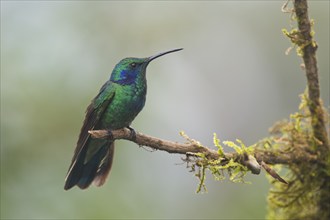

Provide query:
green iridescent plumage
left=64, top=48, right=182, bottom=190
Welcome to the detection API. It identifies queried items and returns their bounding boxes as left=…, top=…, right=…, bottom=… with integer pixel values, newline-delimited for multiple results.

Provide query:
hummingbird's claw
left=126, top=126, right=137, bottom=140
left=106, top=130, right=114, bottom=140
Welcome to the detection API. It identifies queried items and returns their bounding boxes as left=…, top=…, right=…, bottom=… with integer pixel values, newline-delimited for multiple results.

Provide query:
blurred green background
left=1, top=1, right=329, bottom=219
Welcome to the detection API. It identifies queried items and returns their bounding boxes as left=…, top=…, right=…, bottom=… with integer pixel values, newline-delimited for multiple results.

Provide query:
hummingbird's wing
left=64, top=81, right=116, bottom=190
left=76, top=81, right=115, bottom=152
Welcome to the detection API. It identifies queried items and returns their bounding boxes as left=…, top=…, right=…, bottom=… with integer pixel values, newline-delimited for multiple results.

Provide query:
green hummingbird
left=64, top=48, right=183, bottom=190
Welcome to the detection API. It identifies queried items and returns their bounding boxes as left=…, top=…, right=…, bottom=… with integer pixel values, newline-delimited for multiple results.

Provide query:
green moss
left=213, top=133, right=225, bottom=157
left=282, top=18, right=317, bottom=57
left=259, top=92, right=330, bottom=220
left=184, top=134, right=253, bottom=193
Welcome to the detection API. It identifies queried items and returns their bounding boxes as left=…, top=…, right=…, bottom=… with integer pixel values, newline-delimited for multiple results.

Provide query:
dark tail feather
left=64, top=145, right=88, bottom=190
left=64, top=140, right=114, bottom=190
left=76, top=143, right=109, bottom=189
left=93, top=142, right=115, bottom=187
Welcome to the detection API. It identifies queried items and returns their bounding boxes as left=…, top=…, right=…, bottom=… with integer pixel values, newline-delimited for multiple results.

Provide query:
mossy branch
left=88, top=127, right=315, bottom=189
left=284, top=0, right=329, bottom=151
left=88, top=128, right=317, bottom=166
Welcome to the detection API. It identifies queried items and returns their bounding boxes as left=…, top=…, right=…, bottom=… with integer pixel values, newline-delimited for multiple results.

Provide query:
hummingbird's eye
left=130, top=62, right=136, bottom=68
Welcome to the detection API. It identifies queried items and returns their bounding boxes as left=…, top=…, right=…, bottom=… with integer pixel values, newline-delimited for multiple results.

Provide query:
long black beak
left=147, top=48, right=183, bottom=63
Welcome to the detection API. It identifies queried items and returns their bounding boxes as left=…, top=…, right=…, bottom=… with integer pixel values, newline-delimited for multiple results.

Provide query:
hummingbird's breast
left=101, top=82, right=147, bottom=129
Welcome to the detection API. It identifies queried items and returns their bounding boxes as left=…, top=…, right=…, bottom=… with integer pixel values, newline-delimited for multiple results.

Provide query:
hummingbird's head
left=110, top=57, right=149, bottom=85
left=110, top=48, right=183, bottom=85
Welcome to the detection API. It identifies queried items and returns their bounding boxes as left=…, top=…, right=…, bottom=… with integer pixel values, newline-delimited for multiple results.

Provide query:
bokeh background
left=1, top=1, right=329, bottom=219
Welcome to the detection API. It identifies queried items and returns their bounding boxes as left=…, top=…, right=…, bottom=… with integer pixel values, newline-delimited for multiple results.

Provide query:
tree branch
left=292, top=1, right=330, bottom=219
left=266, top=1, right=330, bottom=218
left=89, top=128, right=227, bottom=160
left=293, top=0, right=329, bottom=151
left=88, top=127, right=316, bottom=184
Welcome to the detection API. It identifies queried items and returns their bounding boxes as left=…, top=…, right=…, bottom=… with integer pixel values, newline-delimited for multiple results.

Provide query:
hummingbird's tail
left=91, top=142, right=115, bottom=187
left=64, top=140, right=115, bottom=190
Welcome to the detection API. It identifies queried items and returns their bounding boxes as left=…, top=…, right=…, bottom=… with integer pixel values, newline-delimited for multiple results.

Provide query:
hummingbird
left=64, top=48, right=183, bottom=190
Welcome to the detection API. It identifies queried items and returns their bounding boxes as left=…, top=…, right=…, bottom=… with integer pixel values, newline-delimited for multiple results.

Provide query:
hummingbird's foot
left=106, top=130, right=114, bottom=140
left=126, top=126, right=137, bottom=140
